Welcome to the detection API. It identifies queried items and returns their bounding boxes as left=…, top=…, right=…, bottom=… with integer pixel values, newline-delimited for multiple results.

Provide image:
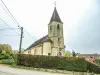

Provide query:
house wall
left=51, top=47, right=58, bottom=56
left=23, top=50, right=29, bottom=54
left=24, top=42, right=52, bottom=56
left=30, top=48, right=35, bottom=55
left=43, top=42, right=51, bottom=55
left=23, top=44, right=43, bottom=55
left=23, top=41, right=65, bottom=56
left=35, top=45, right=42, bottom=55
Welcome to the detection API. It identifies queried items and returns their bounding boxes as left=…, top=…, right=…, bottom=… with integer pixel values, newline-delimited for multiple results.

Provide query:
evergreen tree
left=72, top=50, right=77, bottom=57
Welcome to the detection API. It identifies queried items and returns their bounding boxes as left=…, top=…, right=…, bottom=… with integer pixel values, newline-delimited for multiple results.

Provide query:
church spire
left=49, top=6, right=62, bottom=23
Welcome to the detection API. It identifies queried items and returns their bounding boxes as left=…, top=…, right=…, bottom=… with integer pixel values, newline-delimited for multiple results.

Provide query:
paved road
left=0, top=65, right=65, bottom=75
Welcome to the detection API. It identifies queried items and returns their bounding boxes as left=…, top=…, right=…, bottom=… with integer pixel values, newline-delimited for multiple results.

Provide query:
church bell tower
left=48, top=7, right=65, bottom=56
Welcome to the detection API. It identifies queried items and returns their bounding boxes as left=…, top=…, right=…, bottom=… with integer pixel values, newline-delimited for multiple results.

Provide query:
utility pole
left=19, top=27, right=23, bottom=53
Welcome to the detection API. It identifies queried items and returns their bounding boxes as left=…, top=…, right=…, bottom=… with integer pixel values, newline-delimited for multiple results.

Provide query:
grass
left=0, top=64, right=100, bottom=75
left=10, top=65, right=100, bottom=75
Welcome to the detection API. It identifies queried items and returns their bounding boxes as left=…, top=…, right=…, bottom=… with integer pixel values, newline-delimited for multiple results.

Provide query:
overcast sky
left=0, top=0, right=100, bottom=53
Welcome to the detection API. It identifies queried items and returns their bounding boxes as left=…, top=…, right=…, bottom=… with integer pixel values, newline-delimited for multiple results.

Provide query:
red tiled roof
left=78, top=54, right=100, bottom=57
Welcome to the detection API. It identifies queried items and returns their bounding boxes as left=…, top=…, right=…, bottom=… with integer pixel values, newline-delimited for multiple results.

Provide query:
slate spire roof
left=50, top=7, right=62, bottom=23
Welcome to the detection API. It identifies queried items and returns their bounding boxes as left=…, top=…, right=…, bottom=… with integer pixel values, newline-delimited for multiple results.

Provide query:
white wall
left=35, top=45, right=42, bottom=55
left=23, top=44, right=43, bottom=55
left=23, top=50, right=28, bottom=54
left=43, top=42, right=51, bottom=55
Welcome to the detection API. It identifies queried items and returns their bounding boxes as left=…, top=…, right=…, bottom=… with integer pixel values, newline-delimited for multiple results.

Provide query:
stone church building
left=23, top=7, right=65, bottom=56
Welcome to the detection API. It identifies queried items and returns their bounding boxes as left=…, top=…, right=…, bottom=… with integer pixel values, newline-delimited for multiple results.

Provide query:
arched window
left=57, top=24, right=60, bottom=29
left=57, top=52, right=62, bottom=56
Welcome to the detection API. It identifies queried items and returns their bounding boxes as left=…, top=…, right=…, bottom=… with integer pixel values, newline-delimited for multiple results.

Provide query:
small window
left=50, top=25, right=52, bottom=30
left=57, top=24, right=60, bottom=29
left=48, top=53, right=51, bottom=56
left=58, top=38, right=60, bottom=46
left=58, top=38, right=60, bottom=41
left=28, top=50, right=31, bottom=54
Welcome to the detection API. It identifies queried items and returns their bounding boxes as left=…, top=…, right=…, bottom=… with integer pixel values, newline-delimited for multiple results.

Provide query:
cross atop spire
left=49, top=6, right=62, bottom=23
left=54, top=1, right=56, bottom=7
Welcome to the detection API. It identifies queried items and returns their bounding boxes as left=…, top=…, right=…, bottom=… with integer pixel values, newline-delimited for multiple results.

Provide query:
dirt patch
left=0, top=64, right=9, bottom=66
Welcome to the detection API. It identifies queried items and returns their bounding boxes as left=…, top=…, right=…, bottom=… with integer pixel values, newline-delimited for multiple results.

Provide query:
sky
left=0, top=0, right=100, bottom=53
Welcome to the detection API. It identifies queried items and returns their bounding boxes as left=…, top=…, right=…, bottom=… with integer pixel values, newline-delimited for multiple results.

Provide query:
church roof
left=50, top=7, right=62, bottom=23
left=26, top=35, right=50, bottom=50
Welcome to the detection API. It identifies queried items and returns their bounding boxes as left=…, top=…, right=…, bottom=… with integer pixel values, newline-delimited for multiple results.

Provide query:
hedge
left=17, top=54, right=100, bottom=73
left=87, top=61, right=100, bottom=74
left=95, top=58, right=100, bottom=65
left=17, top=54, right=87, bottom=72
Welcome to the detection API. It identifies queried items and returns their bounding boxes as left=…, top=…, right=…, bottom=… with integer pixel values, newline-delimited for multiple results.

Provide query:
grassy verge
left=0, top=64, right=10, bottom=66
left=10, top=65, right=72, bottom=74
left=10, top=65, right=100, bottom=75
left=0, top=64, right=100, bottom=75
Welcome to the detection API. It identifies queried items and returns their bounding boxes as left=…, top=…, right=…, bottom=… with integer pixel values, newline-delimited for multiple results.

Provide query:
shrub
left=87, top=61, right=100, bottom=74
left=95, top=58, right=100, bottom=65
left=64, top=51, right=72, bottom=57
left=12, top=54, right=18, bottom=64
left=0, top=51, right=11, bottom=59
left=2, top=59, right=15, bottom=65
left=17, top=54, right=87, bottom=72
left=0, top=60, right=2, bottom=64
left=0, top=44, right=13, bottom=55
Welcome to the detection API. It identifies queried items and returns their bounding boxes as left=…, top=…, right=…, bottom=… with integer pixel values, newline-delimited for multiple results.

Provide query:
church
left=23, top=7, right=65, bottom=56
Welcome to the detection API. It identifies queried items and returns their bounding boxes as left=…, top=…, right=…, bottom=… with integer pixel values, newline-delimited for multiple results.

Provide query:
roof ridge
left=26, top=35, right=48, bottom=50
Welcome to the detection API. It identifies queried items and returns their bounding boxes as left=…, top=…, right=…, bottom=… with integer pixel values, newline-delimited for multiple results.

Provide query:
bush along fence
left=17, top=54, right=87, bottom=72
left=0, top=51, right=15, bottom=65
left=17, top=54, right=100, bottom=74
left=87, top=61, right=100, bottom=74
left=95, top=58, right=100, bottom=65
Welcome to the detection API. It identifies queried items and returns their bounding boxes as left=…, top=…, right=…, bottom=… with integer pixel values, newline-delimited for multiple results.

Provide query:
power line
left=24, top=29, right=36, bottom=40
left=0, top=0, right=21, bottom=28
left=0, top=18, right=20, bottom=35
left=4, top=35, right=20, bottom=36
left=0, top=0, right=36, bottom=40
left=0, top=2, right=19, bottom=28
left=0, top=28, right=19, bottom=30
